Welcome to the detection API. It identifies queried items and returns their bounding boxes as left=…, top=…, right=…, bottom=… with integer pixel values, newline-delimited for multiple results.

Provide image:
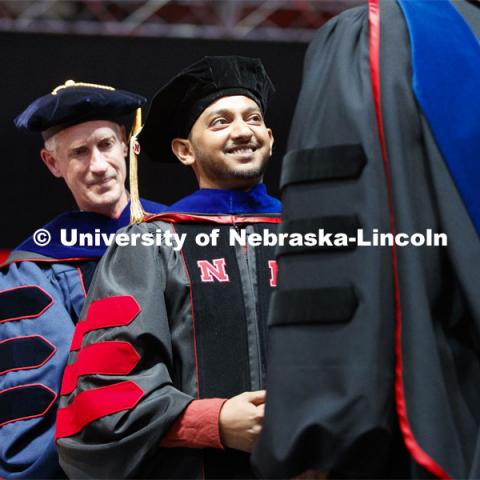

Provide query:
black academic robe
left=252, top=1, right=480, bottom=479
left=56, top=188, right=281, bottom=479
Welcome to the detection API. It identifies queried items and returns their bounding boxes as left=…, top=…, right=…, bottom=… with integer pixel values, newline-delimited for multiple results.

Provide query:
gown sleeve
left=0, top=260, right=79, bottom=478
left=56, top=222, right=194, bottom=478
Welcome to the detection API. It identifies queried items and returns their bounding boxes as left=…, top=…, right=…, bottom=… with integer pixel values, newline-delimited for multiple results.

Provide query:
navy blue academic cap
left=138, top=56, right=275, bottom=163
left=14, top=80, right=146, bottom=139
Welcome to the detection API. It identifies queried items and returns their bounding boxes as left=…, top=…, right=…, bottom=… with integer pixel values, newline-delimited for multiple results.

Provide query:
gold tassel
left=129, top=107, right=145, bottom=224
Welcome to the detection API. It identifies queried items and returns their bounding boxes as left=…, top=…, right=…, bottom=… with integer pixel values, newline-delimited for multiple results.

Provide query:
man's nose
left=230, top=119, right=253, bottom=140
left=89, top=149, right=109, bottom=174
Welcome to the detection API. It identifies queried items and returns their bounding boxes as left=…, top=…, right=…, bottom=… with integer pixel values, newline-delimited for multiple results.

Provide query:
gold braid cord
left=52, top=80, right=115, bottom=95
left=129, top=108, right=145, bottom=224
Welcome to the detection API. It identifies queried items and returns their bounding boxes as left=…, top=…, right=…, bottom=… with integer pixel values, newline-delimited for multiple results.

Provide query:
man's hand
left=218, top=390, right=266, bottom=453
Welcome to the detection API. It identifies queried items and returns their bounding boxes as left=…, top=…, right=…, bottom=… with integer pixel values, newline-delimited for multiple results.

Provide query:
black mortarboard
left=138, top=56, right=275, bottom=163
left=14, top=80, right=146, bottom=140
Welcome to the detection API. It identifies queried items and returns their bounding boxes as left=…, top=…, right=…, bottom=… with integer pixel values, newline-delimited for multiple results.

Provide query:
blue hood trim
left=398, top=0, right=480, bottom=235
left=15, top=199, right=166, bottom=259
left=166, top=184, right=281, bottom=215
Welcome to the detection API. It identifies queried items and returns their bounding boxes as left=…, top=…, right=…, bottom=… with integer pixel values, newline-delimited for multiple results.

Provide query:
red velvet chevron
left=61, top=341, right=140, bottom=395
left=57, top=296, right=144, bottom=440
left=70, top=296, right=140, bottom=351
left=56, top=381, right=144, bottom=439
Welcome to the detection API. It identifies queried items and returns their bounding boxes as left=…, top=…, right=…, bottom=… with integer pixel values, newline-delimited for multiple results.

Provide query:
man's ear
left=268, top=129, right=274, bottom=156
left=40, top=149, right=63, bottom=178
left=171, top=138, right=195, bottom=166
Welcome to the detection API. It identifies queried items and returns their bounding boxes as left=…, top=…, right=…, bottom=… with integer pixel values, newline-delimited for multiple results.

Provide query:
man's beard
left=194, top=146, right=270, bottom=184
left=227, top=162, right=267, bottom=179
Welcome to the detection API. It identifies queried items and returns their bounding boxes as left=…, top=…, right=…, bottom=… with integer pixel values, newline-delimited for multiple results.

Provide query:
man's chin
left=83, top=191, right=124, bottom=216
left=229, top=164, right=266, bottom=180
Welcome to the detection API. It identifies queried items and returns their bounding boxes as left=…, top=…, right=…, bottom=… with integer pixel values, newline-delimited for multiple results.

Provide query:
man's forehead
left=203, top=95, right=261, bottom=117
left=56, top=120, right=120, bottom=146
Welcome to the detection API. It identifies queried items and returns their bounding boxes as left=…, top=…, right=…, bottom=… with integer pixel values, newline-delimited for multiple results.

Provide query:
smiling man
left=56, top=57, right=281, bottom=479
left=0, top=81, right=165, bottom=478
left=172, top=95, right=273, bottom=190
left=41, top=120, right=130, bottom=217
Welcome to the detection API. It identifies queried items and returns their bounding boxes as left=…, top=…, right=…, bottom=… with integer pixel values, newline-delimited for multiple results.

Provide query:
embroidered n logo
left=197, top=259, right=230, bottom=283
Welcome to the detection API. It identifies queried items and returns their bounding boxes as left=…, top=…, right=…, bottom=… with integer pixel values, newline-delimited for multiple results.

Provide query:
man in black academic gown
left=253, top=0, right=480, bottom=479
left=56, top=56, right=282, bottom=479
